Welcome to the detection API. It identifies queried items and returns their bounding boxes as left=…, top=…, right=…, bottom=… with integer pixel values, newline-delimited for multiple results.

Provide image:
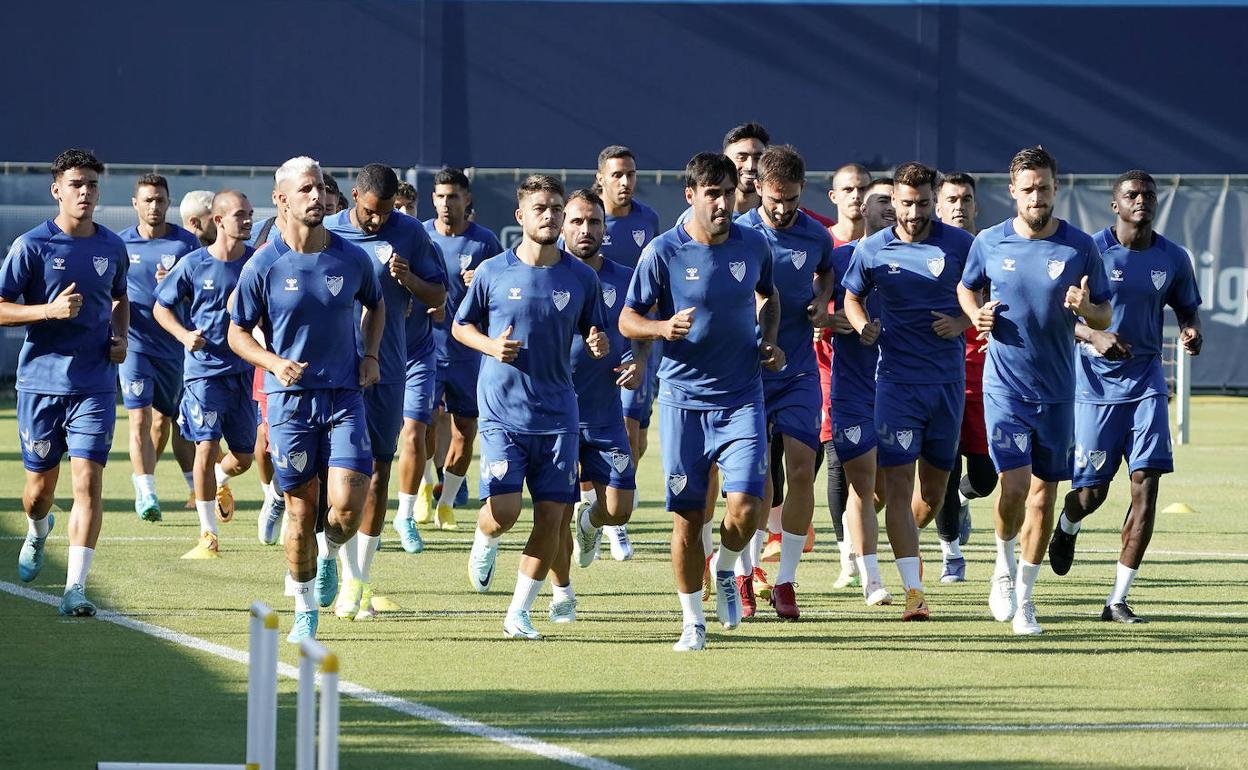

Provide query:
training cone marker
left=1162, top=502, right=1197, bottom=514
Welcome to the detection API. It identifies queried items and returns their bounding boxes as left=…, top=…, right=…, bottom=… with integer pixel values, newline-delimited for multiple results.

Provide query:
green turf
left=2, top=397, right=1246, bottom=769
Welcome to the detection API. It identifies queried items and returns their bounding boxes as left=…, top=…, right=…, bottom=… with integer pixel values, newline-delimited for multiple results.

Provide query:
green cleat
left=135, top=492, right=162, bottom=523
left=18, top=513, right=54, bottom=583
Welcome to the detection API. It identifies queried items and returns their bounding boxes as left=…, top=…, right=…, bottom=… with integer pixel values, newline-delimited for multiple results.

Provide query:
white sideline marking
left=524, top=721, right=1248, bottom=737
left=0, top=581, right=629, bottom=770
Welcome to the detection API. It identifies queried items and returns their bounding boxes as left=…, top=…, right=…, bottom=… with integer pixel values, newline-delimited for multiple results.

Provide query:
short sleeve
left=413, top=229, right=448, bottom=285
left=578, top=270, right=607, bottom=338
left=815, top=232, right=836, bottom=275
left=755, top=242, right=775, bottom=295
left=1167, top=246, right=1202, bottom=313
left=231, top=256, right=265, bottom=330
left=962, top=235, right=988, bottom=290
left=155, top=257, right=191, bottom=308
left=455, top=260, right=489, bottom=327
left=841, top=243, right=873, bottom=297
left=0, top=238, right=35, bottom=300
left=625, top=242, right=663, bottom=312
left=1084, top=241, right=1111, bottom=305
left=355, top=249, right=383, bottom=309
left=112, top=245, right=130, bottom=299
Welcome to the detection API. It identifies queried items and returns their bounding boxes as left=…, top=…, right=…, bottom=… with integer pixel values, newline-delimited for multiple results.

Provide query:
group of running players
left=2, top=123, right=1203, bottom=651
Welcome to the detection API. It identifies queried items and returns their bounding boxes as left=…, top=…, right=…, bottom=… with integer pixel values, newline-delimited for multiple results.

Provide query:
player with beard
left=1048, top=170, right=1202, bottom=623
left=959, top=146, right=1111, bottom=635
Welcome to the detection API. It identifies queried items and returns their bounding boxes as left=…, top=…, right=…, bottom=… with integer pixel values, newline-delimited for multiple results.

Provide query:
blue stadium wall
left=4, top=1, right=1246, bottom=174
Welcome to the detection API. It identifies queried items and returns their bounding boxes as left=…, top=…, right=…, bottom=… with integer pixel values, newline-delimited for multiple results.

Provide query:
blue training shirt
left=0, top=220, right=129, bottom=395
left=626, top=222, right=775, bottom=410
left=120, top=223, right=201, bottom=360
left=601, top=199, right=661, bottom=270
left=424, top=219, right=503, bottom=366
left=962, top=218, right=1111, bottom=404
left=739, top=208, right=835, bottom=381
left=231, top=231, right=383, bottom=394
left=456, top=249, right=606, bottom=435
left=829, top=241, right=880, bottom=405
left=843, top=220, right=972, bottom=385
left=1077, top=228, right=1201, bottom=404
left=571, top=257, right=634, bottom=429
left=154, top=246, right=255, bottom=380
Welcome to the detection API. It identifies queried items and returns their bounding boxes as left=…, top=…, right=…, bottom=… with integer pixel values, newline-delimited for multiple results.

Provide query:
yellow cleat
left=414, top=481, right=435, bottom=525
left=336, top=578, right=363, bottom=619
left=215, top=484, right=235, bottom=523
left=901, top=588, right=930, bottom=621
left=435, top=502, right=458, bottom=531
left=181, top=531, right=220, bottom=560
left=354, top=583, right=375, bottom=620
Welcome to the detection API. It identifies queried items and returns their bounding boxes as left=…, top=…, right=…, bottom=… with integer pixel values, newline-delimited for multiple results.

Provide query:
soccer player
left=621, top=152, right=783, bottom=651
left=843, top=162, right=974, bottom=621
left=457, top=175, right=608, bottom=640
left=327, top=163, right=447, bottom=616
left=596, top=145, right=660, bottom=559
left=229, top=156, right=385, bottom=642
left=552, top=189, right=645, bottom=620
left=423, top=167, right=502, bottom=535
left=829, top=177, right=895, bottom=606
left=395, top=181, right=417, bottom=217
left=738, top=145, right=834, bottom=619
left=1048, top=170, right=1202, bottom=623
left=3, top=148, right=129, bottom=616
left=153, top=191, right=258, bottom=558
left=119, top=174, right=202, bottom=523
left=827, top=163, right=872, bottom=247
left=934, top=172, right=996, bottom=583
left=958, top=146, right=1112, bottom=635
left=179, top=190, right=217, bottom=247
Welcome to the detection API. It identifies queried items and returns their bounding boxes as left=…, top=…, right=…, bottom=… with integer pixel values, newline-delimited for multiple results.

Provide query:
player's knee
left=231, top=453, right=254, bottom=473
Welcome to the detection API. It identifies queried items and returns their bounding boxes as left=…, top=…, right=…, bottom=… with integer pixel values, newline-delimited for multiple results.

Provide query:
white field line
left=0, top=581, right=629, bottom=770
left=522, top=721, right=1248, bottom=737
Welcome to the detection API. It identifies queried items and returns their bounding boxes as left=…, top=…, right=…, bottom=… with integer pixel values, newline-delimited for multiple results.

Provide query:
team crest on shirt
left=52, top=258, right=66, bottom=271
left=843, top=425, right=862, bottom=445
left=1002, top=258, right=1016, bottom=272
left=128, top=253, right=142, bottom=265
left=1046, top=259, right=1063, bottom=280
left=160, top=254, right=176, bottom=270
left=685, top=267, right=700, bottom=281
left=1110, top=269, right=1125, bottom=282
left=285, top=278, right=299, bottom=292
left=896, top=429, right=914, bottom=450
left=602, top=286, right=617, bottom=308
left=508, top=287, right=522, bottom=300
left=459, top=254, right=472, bottom=272
left=729, top=261, right=746, bottom=282
left=289, top=451, right=308, bottom=473
left=326, top=276, right=344, bottom=296
left=887, top=262, right=901, bottom=275
left=125, top=379, right=145, bottom=397
left=791, top=250, right=807, bottom=270
left=667, top=474, right=687, bottom=495
left=92, top=256, right=109, bottom=276
left=632, top=229, right=646, bottom=247
left=1088, top=450, right=1107, bottom=470
left=927, top=256, right=945, bottom=277
left=487, top=460, right=509, bottom=480
left=1151, top=270, right=1167, bottom=290
left=374, top=243, right=393, bottom=263
left=552, top=290, right=571, bottom=311
left=605, top=450, right=631, bottom=474
left=1013, top=432, right=1029, bottom=452
left=202, top=279, right=215, bottom=291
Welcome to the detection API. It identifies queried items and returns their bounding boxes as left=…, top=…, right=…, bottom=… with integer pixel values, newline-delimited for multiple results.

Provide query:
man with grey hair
left=229, top=156, right=386, bottom=642
left=180, top=190, right=217, bottom=246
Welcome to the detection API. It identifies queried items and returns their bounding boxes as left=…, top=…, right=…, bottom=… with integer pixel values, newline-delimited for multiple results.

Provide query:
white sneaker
left=468, top=537, right=499, bottom=593
left=1012, top=600, right=1043, bottom=635
left=605, top=524, right=633, bottom=561
left=990, top=571, right=1018, bottom=622
left=549, top=597, right=577, bottom=623
left=503, top=610, right=542, bottom=640
left=864, top=583, right=893, bottom=606
left=714, top=573, right=741, bottom=630
left=672, top=622, right=706, bottom=652
left=572, top=503, right=601, bottom=568
left=335, top=578, right=363, bottom=620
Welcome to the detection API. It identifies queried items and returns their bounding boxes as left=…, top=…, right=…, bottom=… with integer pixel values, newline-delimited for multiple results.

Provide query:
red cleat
left=771, top=581, right=800, bottom=620
left=760, top=532, right=782, bottom=563
left=736, top=574, right=757, bottom=618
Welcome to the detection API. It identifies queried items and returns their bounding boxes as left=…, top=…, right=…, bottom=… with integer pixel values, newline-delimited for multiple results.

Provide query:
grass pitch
left=2, top=397, right=1246, bottom=769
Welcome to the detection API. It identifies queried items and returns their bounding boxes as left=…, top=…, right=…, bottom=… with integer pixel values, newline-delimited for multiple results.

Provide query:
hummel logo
left=508, top=287, right=522, bottom=300
left=887, top=262, right=901, bottom=275
left=685, top=267, right=699, bottom=281
left=284, top=278, right=299, bottom=291
left=1002, top=258, right=1016, bottom=272
left=129, top=253, right=142, bottom=264
left=1110, top=268, right=1124, bottom=282
left=202, top=279, right=215, bottom=290
left=52, top=258, right=66, bottom=271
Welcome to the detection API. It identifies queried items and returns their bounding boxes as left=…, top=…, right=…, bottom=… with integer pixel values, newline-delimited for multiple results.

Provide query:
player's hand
left=1179, top=325, right=1203, bottom=356
left=359, top=355, right=380, bottom=387
left=586, top=326, right=609, bottom=359
left=45, top=282, right=82, bottom=320
left=975, top=300, right=1000, bottom=333
left=108, top=334, right=127, bottom=363
left=615, top=361, right=643, bottom=390
left=664, top=307, right=695, bottom=341
left=931, top=311, right=969, bottom=340
left=807, top=301, right=831, bottom=329
left=461, top=268, right=475, bottom=286
left=182, top=328, right=206, bottom=352
left=428, top=303, right=446, bottom=323
left=830, top=308, right=854, bottom=335
left=491, top=325, right=521, bottom=363
left=272, top=359, right=308, bottom=387
left=1087, top=330, right=1132, bottom=361
left=1065, top=276, right=1091, bottom=315
left=388, top=254, right=410, bottom=283
left=858, top=318, right=881, bottom=345
left=759, top=341, right=785, bottom=372
left=155, top=265, right=169, bottom=283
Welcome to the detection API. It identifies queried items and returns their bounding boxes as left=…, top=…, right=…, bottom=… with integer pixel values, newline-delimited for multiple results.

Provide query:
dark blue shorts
left=363, top=382, right=405, bottom=463
left=179, top=373, right=258, bottom=453
left=984, top=392, right=1074, bottom=482
left=874, top=380, right=964, bottom=471
left=17, top=391, right=116, bottom=471
left=403, top=351, right=437, bottom=424
left=435, top=356, right=480, bottom=418
left=659, top=400, right=768, bottom=512
left=764, top=373, right=822, bottom=454
left=119, top=351, right=183, bottom=415
left=1073, top=395, right=1172, bottom=487
left=266, top=388, right=373, bottom=491
left=830, top=399, right=877, bottom=464
left=578, top=421, right=637, bottom=490
left=477, top=428, right=579, bottom=504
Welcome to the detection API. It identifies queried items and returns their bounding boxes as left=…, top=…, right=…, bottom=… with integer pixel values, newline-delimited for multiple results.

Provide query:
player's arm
left=957, top=282, right=999, bottom=338
left=808, top=270, right=834, bottom=328
left=153, top=301, right=204, bottom=352
left=843, top=290, right=881, bottom=345
left=615, top=338, right=651, bottom=390
left=390, top=240, right=448, bottom=308
left=1066, top=276, right=1111, bottom=330
left=0, top=285, right=84, bottom=325
left=1074, top=321, right=1132, bottom=361
left=755, top=287, right=785, bottom=371
left=1175, top=305, right=1203, bottom=355
left=109, top=295, right=130, bottom=363
left=358, top=297, right=386, bottom=386
left=453, top=318, right=520, bottom=363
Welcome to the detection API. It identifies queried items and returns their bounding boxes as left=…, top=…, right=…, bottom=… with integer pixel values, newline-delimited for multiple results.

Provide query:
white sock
left=580, top=487, right=598, bottom=506
left=28, top=515, right=51, bottom=538
left=716, top=545, right=741, bottom=577
left=182, top=471, right=195, bottom=492
left=777, top=530, right=805, bottom=585
left=508, top=572, right=544, bottom=616
left=735, top=544, right=752, bottom=577
left=261, top=482, right=274, bottom=503
left=286, top=573, right=315, bottom=612
left=958, top=489, right=969, bottom=506
left=338, top=535, right=361, bottom=582
left=357, top=533, right=379, bottom=582
left=841, top=512, right=855, bottom=554
left=896, top=556, right=923, bottom=592
left=316, top=531, right=341, bottom=560
left=701, top=520, right=714, bottom=556
left=578, top=504, right=598, bottom=536
left=994, top=533, right=1018, bottom=576
left=438, top=471, right=465, bottom=507
left=1058, top=511, right=1081, bottom=535
left=752, top=529, right=766, bottom=564
left=422, top=459, right=436, bottom=486
left=552, top=582, right=575, bottom=603
left=135, top=473, right=156, bottom=497
left=474, top=527, right=501, bottom=549
left=678, top=590, right=705, bottom=625
left=214, top=463, right=230, bottom=487
left=940, top=537, right=963, bottom=559
left=396, top=493, right=415, bottom=522
left=1108, top=562, right=1138, bottom=606
left=837, top=538, right=853, bottom=569
left=195, top=501, right=218, bottom=535
left=66, top=545, right=94, bottom=590
left=767, top=505, right=782, bottom=535
left=1016, top=559, right=1041, bottom=603
left=857, top=553, right=882, bottom=585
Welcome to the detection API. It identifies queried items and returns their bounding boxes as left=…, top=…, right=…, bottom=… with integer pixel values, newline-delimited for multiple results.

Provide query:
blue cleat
left=468, top=536, right=499, bottom=593
left=58, top=583, right=96, bottom=617
left=314, top=557, right=339, bottom=608
left=392, top=517, right=425, bottom=554
left=940, top=556, right=967, bottom=584
left=287, top=610, right=318, bottom=643
left=135, top=492, right=161, bottom=523
left=18, top=512, right=54, bottom=583
left=258, top=492, right=282, bottom=545
left=453, top=480, right=469, bottom=509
